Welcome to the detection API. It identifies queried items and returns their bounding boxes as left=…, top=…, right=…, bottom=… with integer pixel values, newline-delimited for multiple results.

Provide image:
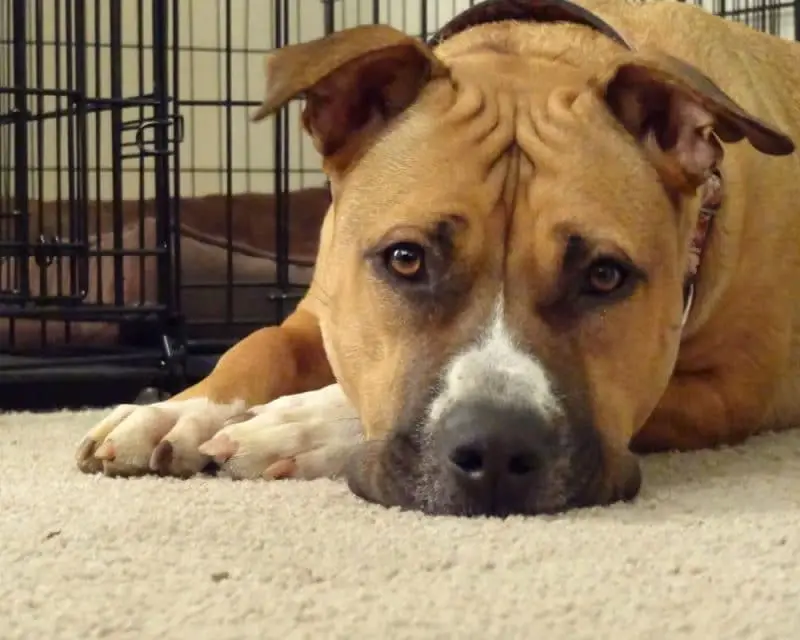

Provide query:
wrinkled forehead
left=335, top=90, right=510, bottom=224
left=334, top=67, right=678, bottom=257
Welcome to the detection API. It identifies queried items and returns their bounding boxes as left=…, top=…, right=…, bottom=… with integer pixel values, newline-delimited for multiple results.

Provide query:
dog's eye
left=582, top=258, right=629, bottom=296
left=384, top=242, right=426, bottom=280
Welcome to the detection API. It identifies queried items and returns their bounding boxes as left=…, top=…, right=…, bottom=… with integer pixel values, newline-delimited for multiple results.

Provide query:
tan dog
left=75, top=0, right=800, bottom=517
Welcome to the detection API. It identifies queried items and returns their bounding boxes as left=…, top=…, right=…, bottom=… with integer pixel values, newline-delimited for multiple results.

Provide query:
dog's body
left=75, top=0, right=800, bottom=516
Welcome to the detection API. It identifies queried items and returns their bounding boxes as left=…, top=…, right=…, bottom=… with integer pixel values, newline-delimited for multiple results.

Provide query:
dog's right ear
left=251, top=25, right=448, bottom=170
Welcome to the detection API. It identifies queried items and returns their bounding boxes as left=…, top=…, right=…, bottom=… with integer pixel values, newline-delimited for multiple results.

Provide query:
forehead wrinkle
left=336, top=84, right=516, bottom=248
left=510, top=86, right=683, bottom=271
left=444, top=70, right=517, bottom=151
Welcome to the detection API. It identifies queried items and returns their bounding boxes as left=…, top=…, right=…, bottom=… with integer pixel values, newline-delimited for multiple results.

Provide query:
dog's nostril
left=507, top=453, right=536, bottom=476
left=450, top=445, right=484, bottom=475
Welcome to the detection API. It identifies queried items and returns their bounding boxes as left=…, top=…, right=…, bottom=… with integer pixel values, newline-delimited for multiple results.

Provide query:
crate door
left=0, top=0, right=90, bottom=308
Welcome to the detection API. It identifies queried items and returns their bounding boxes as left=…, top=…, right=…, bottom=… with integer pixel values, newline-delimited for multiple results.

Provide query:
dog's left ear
left=595, top=53, right=795, bottom=190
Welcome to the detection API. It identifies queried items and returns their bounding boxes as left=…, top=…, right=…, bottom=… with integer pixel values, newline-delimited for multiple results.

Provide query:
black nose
left=437, top=401, right=560, bottom=514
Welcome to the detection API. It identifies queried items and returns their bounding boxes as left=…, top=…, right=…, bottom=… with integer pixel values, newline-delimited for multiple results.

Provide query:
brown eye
left=584, top=259, right=628, bottom=295
left=385, top=243, right=425, bottom=280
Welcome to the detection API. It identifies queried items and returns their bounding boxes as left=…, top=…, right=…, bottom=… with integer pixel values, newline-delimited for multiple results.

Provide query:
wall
left=3, top=0, right=797, bottom=204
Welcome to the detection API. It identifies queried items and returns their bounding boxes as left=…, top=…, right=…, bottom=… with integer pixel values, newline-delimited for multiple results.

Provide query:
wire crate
left=0, top=0, right=797, bottom=410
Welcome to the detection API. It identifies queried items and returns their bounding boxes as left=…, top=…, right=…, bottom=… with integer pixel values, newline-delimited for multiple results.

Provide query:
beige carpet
left=2, top=409, right=799, bottom=640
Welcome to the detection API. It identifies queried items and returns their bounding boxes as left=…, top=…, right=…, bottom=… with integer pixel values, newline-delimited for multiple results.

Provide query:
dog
left=74, top=0, right=800, bottom=517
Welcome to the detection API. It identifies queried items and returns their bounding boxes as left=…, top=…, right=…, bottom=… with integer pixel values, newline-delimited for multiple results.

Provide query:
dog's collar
left=682, top=168, right=722, bottom=329
left=428, top=0, right=634, bottom=50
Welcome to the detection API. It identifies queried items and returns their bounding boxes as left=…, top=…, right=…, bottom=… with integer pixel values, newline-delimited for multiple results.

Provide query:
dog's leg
left=198, top=383, right=363, bottom=480
left=631, top=325, right=788, bottom=452
left=75, top=306, right=335, bottom=477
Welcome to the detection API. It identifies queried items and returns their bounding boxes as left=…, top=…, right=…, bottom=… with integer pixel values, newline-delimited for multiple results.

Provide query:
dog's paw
left=197, top=383, right=363, bottom=480
left=75, top=398, right=247, bottom=477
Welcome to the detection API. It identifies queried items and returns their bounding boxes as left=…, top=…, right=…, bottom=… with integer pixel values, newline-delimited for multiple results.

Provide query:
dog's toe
left=94, top=440, right=116, bottom=462
left=75, top=400, right=247, bottom=478
left=262, top=458, right=298, bottom=480
left=198, top=433, right=239, bottom=465
left=210, top=386, right=363, bottom=481
left=149, top=440, right=174, bottom=475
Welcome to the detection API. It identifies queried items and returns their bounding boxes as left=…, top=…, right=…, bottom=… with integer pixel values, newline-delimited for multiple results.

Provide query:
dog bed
left=0, top=189, right=329, bottom=350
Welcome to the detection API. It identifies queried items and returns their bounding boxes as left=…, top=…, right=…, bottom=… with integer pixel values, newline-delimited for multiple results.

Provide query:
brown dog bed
left=1, top=189, right=329, bottom=350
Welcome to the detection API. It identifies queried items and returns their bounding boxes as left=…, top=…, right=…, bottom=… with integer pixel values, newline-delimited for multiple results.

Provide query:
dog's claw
left=149, top=440, right=174, bottom=474
left=75, top=438, right=103, bottom=474
left=75, top=437, right=95, bottom=462
left=197, top=433, right=238, bottom=464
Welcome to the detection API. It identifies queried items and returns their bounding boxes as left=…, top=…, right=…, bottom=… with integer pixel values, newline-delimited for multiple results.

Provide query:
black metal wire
left=12, top=0, right=29, bottom=302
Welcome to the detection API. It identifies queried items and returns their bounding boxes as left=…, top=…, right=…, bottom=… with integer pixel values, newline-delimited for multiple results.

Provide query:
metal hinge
left=122, top=114, right=184, bottom=157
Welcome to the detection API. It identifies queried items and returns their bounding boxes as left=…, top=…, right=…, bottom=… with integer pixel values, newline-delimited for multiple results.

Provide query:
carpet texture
left=2, top=409, right=799, bottom=639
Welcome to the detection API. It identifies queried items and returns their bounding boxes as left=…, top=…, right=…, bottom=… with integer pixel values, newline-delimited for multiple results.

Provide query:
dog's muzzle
left=345, top=398, right=641, bottom=517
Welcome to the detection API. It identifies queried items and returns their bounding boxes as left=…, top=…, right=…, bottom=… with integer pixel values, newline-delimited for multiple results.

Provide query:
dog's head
left=253, top=22, right=794, bottom=516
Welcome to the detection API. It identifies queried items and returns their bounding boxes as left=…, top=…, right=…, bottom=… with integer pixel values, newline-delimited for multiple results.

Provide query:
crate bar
left=12, top=0, right=30, bottom=299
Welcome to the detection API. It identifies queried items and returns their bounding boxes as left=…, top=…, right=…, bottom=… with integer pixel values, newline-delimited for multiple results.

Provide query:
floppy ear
left=251, top=25, right=448, bottom=168
left=595, top=53, right=795, bottom=190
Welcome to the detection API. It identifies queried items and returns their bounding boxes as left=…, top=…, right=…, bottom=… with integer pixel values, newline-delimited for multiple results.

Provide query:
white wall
left=12, top=0, right=798, bottom=203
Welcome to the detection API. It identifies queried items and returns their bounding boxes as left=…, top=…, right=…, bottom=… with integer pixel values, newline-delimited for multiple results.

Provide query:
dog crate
left=1, top=0, right=798, bottom=410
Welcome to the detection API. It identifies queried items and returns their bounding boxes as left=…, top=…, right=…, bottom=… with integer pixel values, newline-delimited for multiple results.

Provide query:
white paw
left=75, top=398, right=247, bottom=477
left=197, top=383, right=363, bottom=480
